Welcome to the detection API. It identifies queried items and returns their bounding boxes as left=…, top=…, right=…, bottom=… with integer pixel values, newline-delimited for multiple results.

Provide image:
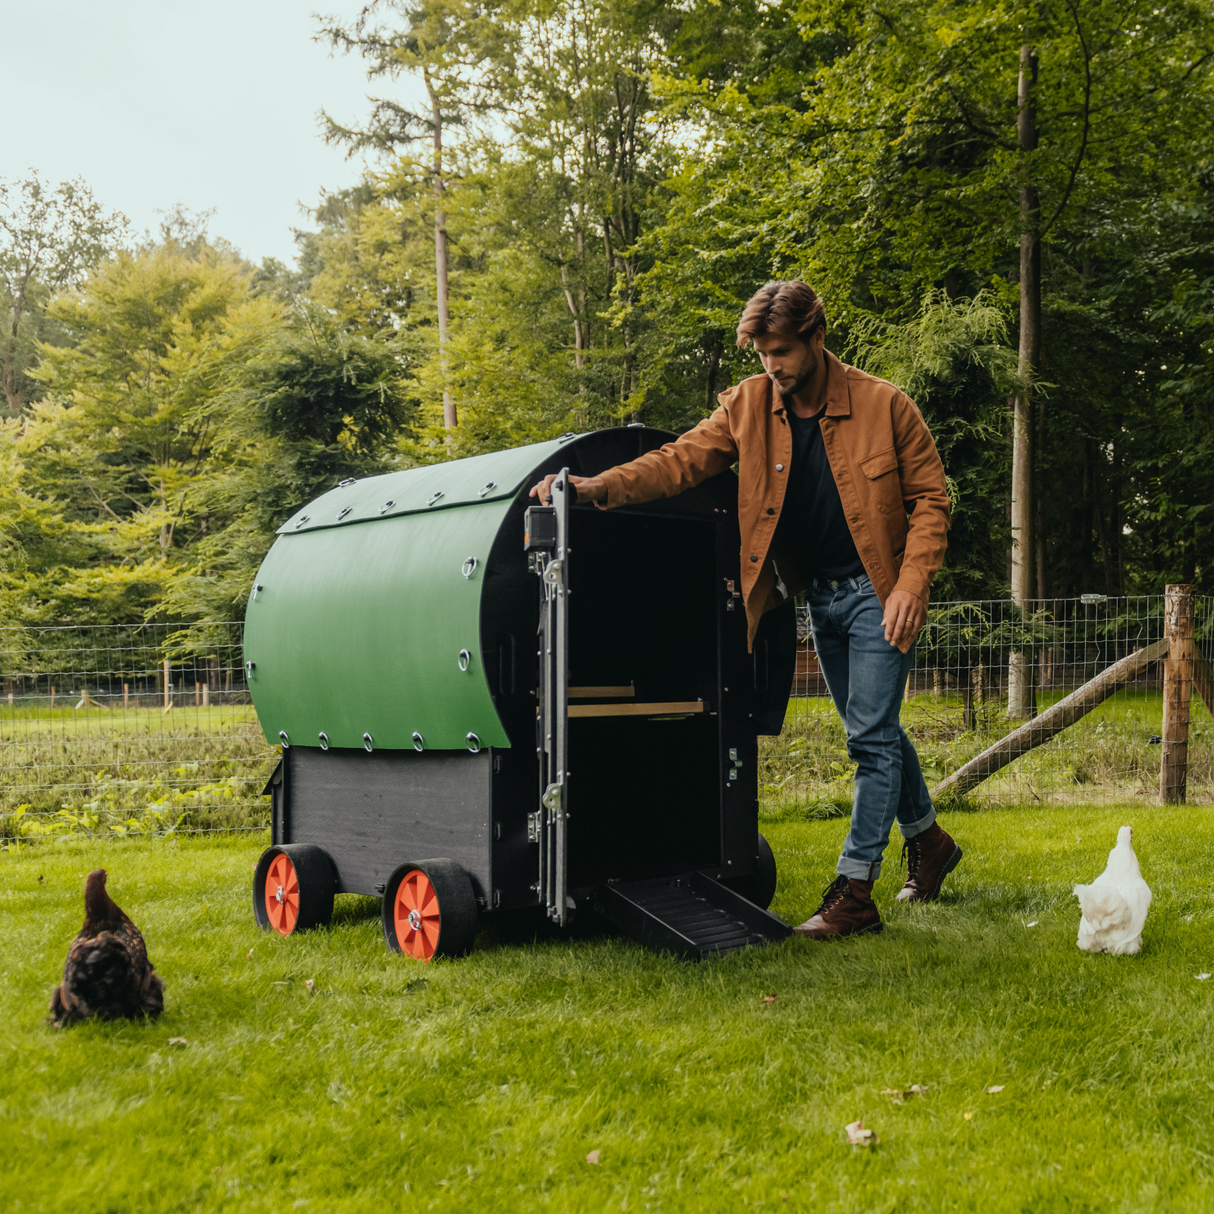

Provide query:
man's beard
left=776, top=359, right=816, bottom=400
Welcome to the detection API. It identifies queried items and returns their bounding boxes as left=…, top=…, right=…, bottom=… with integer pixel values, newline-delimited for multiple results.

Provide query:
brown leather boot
left=793, top=875, right=883, bottom=939
left=895, top=822, right=962, bottom=903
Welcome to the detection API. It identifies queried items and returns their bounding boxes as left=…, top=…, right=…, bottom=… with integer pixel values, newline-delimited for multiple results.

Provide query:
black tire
left=381, top=858, right=477, bottom=961
left=253, top=844, right=335, bottom=935
left=723, top=833, right=778, bottom=910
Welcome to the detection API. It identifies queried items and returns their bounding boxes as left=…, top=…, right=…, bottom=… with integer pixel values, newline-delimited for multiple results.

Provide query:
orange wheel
left=392, top=869, right=442, bottom=960
left=264, top=851, right=301, bottom=935
left=381, top=859, right=477, bottom=961
left=253, top=845, right=334, bottom=935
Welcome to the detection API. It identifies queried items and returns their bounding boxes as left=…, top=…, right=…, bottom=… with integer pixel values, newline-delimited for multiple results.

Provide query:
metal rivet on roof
left=294, top=515, right=310, bottom=528
left=461, top=557, right=478, bottom=579
left=318, top=732, right=330, bottom=751
left=379, top=499, right=396, bottom=514
left=458, top=649, right=472, bottom=672
left=427, top=491, right=444, bottom=506
left=477, top=481, right=496, bottom=497
left=338, top=506, right=352, bottom=520
left=466, top=732, right=482, bottom=753
left=412, top=732, right=425, bottom=752
left=278, top=731, right=290, bottom=748
left=363, top=732, right=374, bottom=753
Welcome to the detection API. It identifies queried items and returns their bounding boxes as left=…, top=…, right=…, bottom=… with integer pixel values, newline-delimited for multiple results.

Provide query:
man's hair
left=735, top=280, right=827, bottom=349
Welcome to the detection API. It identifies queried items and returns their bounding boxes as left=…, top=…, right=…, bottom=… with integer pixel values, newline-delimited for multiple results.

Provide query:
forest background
left=2, top=0, right=1213, bottom=632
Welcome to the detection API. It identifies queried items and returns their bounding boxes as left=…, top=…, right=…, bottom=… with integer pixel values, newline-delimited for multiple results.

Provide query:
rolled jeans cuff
left=836, top=857, right=882, bottom=883
left=898, top=806, right=937, bottom=840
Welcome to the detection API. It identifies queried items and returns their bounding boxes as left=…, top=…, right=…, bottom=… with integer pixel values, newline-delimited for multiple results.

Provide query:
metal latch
left=542, top=782, right=562, bottom=811
left=543, top=559, right=564, bottom=587
left=527, top=812, right=542, bottom=843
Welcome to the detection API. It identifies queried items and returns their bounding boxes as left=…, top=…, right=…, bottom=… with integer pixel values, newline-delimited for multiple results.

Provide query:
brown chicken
left=48, top=869, right=165, bottom=1028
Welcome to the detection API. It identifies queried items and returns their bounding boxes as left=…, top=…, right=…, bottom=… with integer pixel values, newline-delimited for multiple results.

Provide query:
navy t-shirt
left=774, top=406, right=866, bottom=581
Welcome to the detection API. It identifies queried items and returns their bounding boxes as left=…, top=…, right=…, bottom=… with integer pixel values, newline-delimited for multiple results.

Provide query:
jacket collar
left=762, top=349, right=851, bottom=418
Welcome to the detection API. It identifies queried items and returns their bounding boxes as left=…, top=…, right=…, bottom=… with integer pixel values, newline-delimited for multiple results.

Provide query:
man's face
left=753, top=329, right=822, bottom=398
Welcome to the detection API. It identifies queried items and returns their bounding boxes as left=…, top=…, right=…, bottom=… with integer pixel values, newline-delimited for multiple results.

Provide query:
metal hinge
left=527, top=812, right=542, bottom=843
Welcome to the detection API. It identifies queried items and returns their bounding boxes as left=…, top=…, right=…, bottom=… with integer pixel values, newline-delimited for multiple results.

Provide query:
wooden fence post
left=1161, top=583, right=1195, bottom=804
left=163, top=659, right=172, bottom=712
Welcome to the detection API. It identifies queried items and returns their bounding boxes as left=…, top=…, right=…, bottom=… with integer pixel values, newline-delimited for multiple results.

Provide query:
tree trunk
left=425, top=68, right=456, bottom=431
left=1009, top=42, right=1040, bottom=719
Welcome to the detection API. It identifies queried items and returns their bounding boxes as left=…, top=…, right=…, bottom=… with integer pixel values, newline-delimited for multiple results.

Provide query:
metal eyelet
left=465, top=732, right=481, bottom=753
left=245, top=660, right=256, bottom=677
left=427, top=491, right=444, bottom=507
left=278, top=731, right=290, bottom=748
left=338, top=506, right=352, bottom=520
left=338, top=477, right=358, bottom=487
left=363, top=732, right=374, bottom=753
left=293, top=515, right=310, bottom=528
left=411, top=732, right=425, bottom=752
left=379, top=499, right=396, bottom=515
left=557, top=431, right=578, bottom=443
left=461, top=556, right=478, bottom=579
left=477, top=482, right=496, bottom=497
left=318, top=732, right=329, bottom=751
left=458, top=649, right=471, bottom=672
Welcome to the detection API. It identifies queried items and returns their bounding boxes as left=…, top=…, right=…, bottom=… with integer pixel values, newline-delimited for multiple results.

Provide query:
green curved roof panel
left=246, top=500, right=510, bottom=752
left=277, top=433, right=583, bottom=535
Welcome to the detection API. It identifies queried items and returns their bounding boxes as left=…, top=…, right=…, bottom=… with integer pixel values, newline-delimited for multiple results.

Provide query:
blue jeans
left=808, top=574, right=936, bottom=882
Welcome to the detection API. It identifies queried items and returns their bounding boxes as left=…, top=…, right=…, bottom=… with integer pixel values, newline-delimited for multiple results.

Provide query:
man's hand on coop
left=529, top=473, right=607, bottom=506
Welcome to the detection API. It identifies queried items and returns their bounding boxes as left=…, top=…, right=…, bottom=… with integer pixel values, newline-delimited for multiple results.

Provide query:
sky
left=3, top=1, right=422, bottom=266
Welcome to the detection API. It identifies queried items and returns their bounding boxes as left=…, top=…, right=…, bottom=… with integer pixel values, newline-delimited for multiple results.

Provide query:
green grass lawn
left=4, top=803, right=1214, bottom=1213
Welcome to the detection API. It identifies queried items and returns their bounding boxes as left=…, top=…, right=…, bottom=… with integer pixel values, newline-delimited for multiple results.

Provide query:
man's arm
left=880, top=393, right=950, bottom=652
left=890, top=392, right=951, bottom=605
left=530, top=405, right=739, bottom=507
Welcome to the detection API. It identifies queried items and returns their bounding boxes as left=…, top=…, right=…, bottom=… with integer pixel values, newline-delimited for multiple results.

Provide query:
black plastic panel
left=284, top=746, right=491, bottom=901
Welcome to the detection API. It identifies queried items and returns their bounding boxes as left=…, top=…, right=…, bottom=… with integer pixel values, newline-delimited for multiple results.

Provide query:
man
left=530, top=280, right=962, bottom=937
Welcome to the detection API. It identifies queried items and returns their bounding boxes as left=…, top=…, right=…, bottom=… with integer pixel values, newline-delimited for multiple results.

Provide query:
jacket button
left=775, top=463, right=784, bottom=472
left=766, top=508, right=774, bottom=515
left=749, top=554, right=758, bottom=562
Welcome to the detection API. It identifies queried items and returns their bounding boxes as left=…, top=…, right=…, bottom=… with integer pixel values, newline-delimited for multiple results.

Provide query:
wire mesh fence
left=3, top=594, right=1211, bottom=841
left=762, top=593, right=1214, bottom=814
left=0, top=623, right=277, bottom=841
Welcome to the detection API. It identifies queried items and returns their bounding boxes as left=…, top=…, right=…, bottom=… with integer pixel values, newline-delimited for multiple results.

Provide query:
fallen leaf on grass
left=305, top=979, right=315, bottom=995
left=760, top=994, right=777, bottom=1005
left=405, top=978, right=428, bottom=994
left=986, top=1085, right=1004, bottom=1094
left=1197, top=973, right=1211, bottom=981
left=168, top=1037, right=188, bottom=1046
left=1025, top=921, right=1039, bottom=928
left=963, top=1112, right=973, bottom=1120
left=246, top=949, right=254, bottom=960
left=909, top=1084, right=929, bottom=1094
left=585, top=1150, right=601, bottom=1165
left=845, top=1120, right=878, bottom=1146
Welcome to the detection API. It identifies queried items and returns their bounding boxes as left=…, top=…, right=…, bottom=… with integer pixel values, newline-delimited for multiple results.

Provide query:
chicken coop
left=245, top=427, right=796, bottom=961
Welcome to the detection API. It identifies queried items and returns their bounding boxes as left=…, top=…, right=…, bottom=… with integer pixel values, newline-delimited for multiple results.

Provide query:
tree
left=0, top=171, right=126, bottom=415
left=318, top=0, right=510, bottom=430
left=20, top=238, right=280, bottom=622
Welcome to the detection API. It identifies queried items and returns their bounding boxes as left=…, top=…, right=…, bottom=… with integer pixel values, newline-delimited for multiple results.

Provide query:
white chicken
left=1074, top=825, right=1152, bottom=955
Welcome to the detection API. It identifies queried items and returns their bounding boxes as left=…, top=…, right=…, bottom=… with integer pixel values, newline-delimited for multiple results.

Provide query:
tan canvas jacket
left=597, top=351, right=951, bottom=648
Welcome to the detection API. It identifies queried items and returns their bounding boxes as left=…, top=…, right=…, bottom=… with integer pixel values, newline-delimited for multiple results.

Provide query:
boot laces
left=901, top=836, right=921, bottom=878
left=814, top=875, right=851, bottom=915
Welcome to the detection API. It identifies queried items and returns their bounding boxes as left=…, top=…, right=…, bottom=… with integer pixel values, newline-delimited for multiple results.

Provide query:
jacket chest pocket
left=859, top=446, right=901, bottom=514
